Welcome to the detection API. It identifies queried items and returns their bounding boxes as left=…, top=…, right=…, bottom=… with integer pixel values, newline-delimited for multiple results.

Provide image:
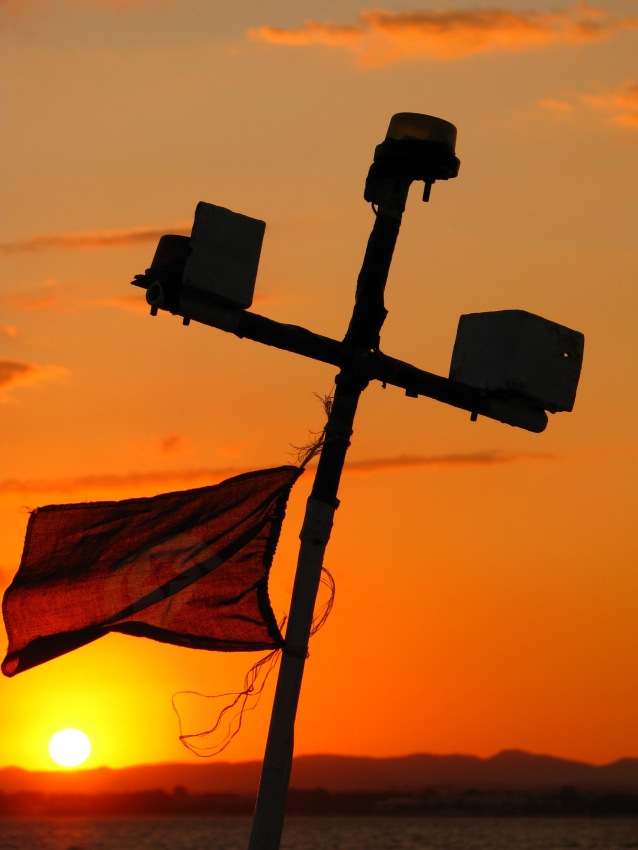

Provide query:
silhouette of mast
left=247, top=114, right=460, bottom=850
left=131, top=113, right=584, bottom=850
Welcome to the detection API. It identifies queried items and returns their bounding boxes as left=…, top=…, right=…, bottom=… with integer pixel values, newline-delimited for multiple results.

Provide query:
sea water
left=0, top=816, right=636, bottom=850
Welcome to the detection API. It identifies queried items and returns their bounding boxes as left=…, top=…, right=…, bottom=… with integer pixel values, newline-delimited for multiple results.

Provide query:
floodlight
left=450, top=310, right=584, bottom=413
left=132, top=202, right=266, bottom=315
left=182, top=202, right=265, bottom=309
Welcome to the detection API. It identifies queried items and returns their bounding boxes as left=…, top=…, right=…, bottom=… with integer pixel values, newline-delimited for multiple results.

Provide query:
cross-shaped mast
left=132, top=112, right=584, bottom=850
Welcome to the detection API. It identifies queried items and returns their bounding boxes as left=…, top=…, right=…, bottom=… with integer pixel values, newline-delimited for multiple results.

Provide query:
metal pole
left=247, top=197, right=408, bottom=850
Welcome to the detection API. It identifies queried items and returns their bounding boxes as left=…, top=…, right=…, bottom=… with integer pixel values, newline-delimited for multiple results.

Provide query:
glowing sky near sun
left=1, top=0, right=637, bottom=772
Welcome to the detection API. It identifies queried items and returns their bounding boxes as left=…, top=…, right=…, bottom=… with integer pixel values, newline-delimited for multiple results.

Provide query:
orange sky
left=1, top=0, right=637, bottom=773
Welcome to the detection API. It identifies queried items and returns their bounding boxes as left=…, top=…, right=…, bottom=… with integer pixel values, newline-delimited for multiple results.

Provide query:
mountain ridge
left=2, top=751, right=638, bottom=796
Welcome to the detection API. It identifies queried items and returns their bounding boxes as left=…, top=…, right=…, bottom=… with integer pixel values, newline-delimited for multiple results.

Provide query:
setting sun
left=48, top=729, right=92, bottom=768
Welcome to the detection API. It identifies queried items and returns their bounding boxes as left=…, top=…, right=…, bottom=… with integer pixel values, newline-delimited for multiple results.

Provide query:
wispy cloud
left=94, top=294, right=153, bottom=314
left=0, top=451, right=553, bottom=497
left=0, top=467, right=241, bottom=497
left=0, top=325, right=18, bottom=338
left=248, top=4, right=638, bottom=66
left=0, top=281, right=151, bottom=315
left=537, top=97, right=575, bottom=118
left=1, top=280, right=73, bottom=313
left=0, top=224, right=190, bottom=254
left=581, top=81, right=638, bottom=128
left=1, top=280, right=282, bottom=316
left=539, top=80, right=638, bottom=128
left=0, top=359, right=68, bottom=401
left=346, top=450, right=554, bottom=472
left=135, top=433, right=194, bottom=457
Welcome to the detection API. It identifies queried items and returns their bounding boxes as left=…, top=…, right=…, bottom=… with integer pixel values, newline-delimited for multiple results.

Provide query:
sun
left=48, top=728, right=92, bottom=768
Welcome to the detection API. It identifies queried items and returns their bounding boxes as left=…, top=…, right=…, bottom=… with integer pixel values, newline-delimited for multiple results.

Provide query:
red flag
left=2, top=466, right=300, bottom=677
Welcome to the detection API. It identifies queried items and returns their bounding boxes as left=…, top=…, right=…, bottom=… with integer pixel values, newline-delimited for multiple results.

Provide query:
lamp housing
left=132, top=202, right=266, bottom=312
left=365, top=113, right=460, bottom=205
left=450, top=310, right=584, bottom=413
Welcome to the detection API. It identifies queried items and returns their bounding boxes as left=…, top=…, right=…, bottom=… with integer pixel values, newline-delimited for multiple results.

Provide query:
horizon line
left=3, top=747, right=637, bottom=773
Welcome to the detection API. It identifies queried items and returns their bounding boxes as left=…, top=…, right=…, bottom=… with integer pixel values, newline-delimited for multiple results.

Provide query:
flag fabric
left=2, top=466, right=301, bottom=677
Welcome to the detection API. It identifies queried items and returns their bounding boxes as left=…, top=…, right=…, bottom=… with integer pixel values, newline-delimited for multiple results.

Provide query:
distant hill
left=2, top=751, right=638, bottom=797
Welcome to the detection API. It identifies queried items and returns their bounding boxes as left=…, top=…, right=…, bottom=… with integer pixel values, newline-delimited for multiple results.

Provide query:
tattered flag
left=2, top=466, right=300, bottom=677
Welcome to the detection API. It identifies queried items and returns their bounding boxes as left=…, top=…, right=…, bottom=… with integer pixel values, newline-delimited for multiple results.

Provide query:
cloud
left=0, top=450, right=553, bottom=497
left=94, top=295, right=154, bottom=314
left=1, top=279, right=281, bottom=317
left=537, top=97, right=575, bottom=117
left=539, top=81, right=638, bottom=128
left=1, top=280, right=72, bottom=313
left=135, top=433, right=194, bottom=456
left=0, top=326, right=18, bottom=338
left=248, top=4, right=638, bottom=66
left=0, top=360, right=36, bottom=389
left=581, top=81, right=638, bottom=128
left=0, top=224, right=191, bottom=254
left=0, top=359, right=68, bottom=401
left=0, top=467, right=241, bottom=497
left=1, top=281, right=152, bottom=315
left=346, top=450, right=554, bottom=472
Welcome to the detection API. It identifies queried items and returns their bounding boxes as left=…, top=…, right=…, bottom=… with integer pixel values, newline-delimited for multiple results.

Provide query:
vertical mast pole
left=247, top=189, right=409, bottom=850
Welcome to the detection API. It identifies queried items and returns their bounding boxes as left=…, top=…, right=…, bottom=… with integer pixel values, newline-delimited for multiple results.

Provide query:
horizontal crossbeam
left=133, top=277, right=548, bottom=433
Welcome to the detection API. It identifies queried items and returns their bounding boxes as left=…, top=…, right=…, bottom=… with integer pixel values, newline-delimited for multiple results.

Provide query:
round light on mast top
left=386, top=113, right=457, bottom=153
left=364, top=112, right=460, bottom=207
